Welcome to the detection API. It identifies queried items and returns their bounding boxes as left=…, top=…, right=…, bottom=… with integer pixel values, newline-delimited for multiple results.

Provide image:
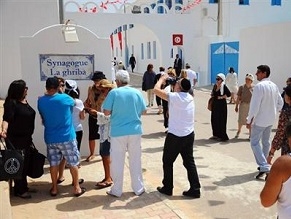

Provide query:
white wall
left=2, top=0, right=291, bottom=100
left=239, top=22, right=291, bottom=90
left=199, top=0, right=291, bottom=39
left=64, top=12, right=201, bottom=74
left=20, top=24, right=111, bottom=156
left=0, top=0, right=59, bottom=98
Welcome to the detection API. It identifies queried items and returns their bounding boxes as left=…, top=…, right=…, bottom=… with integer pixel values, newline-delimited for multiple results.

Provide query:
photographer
left=153, top=74, right=201, bottom=198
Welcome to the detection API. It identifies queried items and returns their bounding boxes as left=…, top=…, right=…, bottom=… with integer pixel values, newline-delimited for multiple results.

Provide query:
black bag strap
left=0, top=138, right=7, bottom=150
left=0, top=137, right=17, bottom=150
left=30, top=142, right=37, bottom=151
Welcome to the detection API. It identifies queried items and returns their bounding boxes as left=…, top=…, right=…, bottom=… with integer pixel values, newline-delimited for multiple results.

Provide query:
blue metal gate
left=210, top=41, right=239, bottom=84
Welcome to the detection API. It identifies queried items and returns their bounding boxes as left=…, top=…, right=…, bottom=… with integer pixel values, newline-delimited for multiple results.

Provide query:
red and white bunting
left=79, top=0, right=127, bottom=13
left=181, top=0, right=202, bottom=13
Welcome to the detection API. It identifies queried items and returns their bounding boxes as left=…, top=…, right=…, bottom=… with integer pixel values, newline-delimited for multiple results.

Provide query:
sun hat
left=91, top=71, right=106, bottom=81
left=65, top=80, right=79, bottom=95
left=245, top=73, right=254, bottom=81
left=98, top=79, right=116, bottom=89
left=217, top=73, right=226, bottom=81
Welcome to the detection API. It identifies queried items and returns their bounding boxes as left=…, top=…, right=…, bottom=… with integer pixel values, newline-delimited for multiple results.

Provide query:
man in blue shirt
left=103, top=70, right=147, bottom=197
left=38, top=77, right=85, bottom=197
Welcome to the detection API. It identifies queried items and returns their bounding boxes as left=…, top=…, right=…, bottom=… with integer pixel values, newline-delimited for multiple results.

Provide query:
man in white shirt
left=185, top=63, right=197, bottom=88
left=246, top=65, right=283, bottom=179
left=154, top=75, right=201, bottom=198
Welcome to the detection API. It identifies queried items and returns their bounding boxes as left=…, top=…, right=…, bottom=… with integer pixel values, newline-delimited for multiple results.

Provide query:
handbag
left=208, top=97, right=214, bottom=111
left=27, top=143, right=46, bottom=179
left=142, top=81, right=146, bottom=91
left=0, top=138, right=24, bottom=181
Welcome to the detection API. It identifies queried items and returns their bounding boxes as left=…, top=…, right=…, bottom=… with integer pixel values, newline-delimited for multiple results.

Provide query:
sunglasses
left=216, top=78, right=222, bottom=81
left=60, top=84, right=65, bottom=87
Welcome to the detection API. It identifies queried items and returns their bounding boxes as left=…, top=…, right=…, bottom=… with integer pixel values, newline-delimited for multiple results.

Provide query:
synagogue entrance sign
left=39, top=54, right=94, bottom=80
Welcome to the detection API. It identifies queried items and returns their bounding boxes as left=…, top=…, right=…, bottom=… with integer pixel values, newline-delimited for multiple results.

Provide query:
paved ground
left=4, top=73, right=279, bottom=219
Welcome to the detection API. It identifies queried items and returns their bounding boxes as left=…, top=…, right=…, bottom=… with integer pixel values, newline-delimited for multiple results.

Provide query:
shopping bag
left=0, top=138, right=24, bottom=181
left=27, top=143, right=46, bottom=179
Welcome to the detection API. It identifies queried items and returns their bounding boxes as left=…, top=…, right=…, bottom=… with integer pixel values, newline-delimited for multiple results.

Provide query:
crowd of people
left=1, top=61, right=291, bottom=218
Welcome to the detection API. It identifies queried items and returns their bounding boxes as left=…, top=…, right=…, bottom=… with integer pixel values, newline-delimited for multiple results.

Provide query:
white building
left=1, top=0, right=291, bottom=154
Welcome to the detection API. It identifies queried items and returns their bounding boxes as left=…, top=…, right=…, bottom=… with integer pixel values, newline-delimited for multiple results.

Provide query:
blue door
left=211, top=42, right=225, bottom=84
left=210, top=41, right=239, bottom=84
left=224, top=42, right=239, bottom=74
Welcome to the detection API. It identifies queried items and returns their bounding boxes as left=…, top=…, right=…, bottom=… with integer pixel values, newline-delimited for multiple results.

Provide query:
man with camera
left=153, top=74, right=201, bottom=198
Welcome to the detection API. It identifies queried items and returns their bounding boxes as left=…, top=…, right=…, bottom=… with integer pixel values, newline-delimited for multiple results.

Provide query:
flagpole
left=59, top=0, right=64, bottom=24
left=217, top=0, right=222, bottom=35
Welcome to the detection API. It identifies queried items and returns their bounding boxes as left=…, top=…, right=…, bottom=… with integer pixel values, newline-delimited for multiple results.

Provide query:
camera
left=166, top=77, right=177, bottom=85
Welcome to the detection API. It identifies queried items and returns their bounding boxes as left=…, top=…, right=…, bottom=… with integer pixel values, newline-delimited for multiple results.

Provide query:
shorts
left=99, top=140, right=110, bottom=156
left=47, top=139, right=80, bottom=167
left=89, top=116, right=100, bottom=140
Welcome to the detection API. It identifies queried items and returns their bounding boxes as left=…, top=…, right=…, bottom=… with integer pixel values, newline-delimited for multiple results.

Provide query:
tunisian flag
left=172, top=34, right=183, bottom=46
left=118, top=31, right=122, bottom=50
left=110, top=34, right=113, bottom=51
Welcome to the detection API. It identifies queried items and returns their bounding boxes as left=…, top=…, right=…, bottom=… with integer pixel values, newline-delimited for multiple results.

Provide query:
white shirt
left=97, top=112, right=111, bottom=143
left=278, top=176, right=291, bottom=219
left=247, top=78, right=283, bottom=127
left=225, top=72, right=238, bottom=87
left=168, top=92, right=194, bottom=137
left=186, top=69, right=197, bottom=87
left=73, top=99, right=84, bottom=132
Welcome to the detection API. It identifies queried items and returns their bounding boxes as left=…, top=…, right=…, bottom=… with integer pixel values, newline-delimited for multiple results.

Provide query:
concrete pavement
left=4, top=73, right=279, bottom=219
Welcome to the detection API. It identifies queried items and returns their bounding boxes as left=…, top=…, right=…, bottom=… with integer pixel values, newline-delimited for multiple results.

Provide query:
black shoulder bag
left=27, top=143, right=46, bottom=179
left=0, top=138, right=24, bottom=181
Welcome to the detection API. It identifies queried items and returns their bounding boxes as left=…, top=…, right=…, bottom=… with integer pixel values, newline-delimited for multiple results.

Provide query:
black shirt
left=3, top=100, right=36, bottom=149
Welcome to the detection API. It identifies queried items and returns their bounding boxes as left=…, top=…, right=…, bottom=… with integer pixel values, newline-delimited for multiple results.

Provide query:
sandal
left=57, top=178, right=65, bottom=184
left=49, top=188, right=58, bottom=197
left=95, top=180, right=113, bottom=189
left=74, top=187, right=86, bottom=197
left=85, top=155, right=95, bottom=162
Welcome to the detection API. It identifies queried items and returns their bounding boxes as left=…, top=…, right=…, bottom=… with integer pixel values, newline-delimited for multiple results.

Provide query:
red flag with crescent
left=118, top=32, right=122, bottom=50
left=110, top=34, right=113, bottom=51
left=172, top=34, right=183, bottom=46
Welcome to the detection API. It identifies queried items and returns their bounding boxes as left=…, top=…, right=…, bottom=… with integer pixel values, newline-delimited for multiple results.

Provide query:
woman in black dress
left=1, top=80, right=36, bottom=198
left=210, top=73, right=231, bottom=141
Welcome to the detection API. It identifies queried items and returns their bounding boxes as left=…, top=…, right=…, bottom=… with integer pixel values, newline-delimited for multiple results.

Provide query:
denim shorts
left=47, top=139, right=80, bottom=167
left=99, top=140, right=110, bottom=156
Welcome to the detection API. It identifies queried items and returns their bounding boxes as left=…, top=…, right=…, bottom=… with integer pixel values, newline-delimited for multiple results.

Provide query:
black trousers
left=162, top=132, right=201, bottom=191
left=76, top=130, right=83, bottom=151
left=156, top=95, right=162, bottom=106
left=162, top=100, right=168, bottom=128
left=14, top=148, right=30, bottom=195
